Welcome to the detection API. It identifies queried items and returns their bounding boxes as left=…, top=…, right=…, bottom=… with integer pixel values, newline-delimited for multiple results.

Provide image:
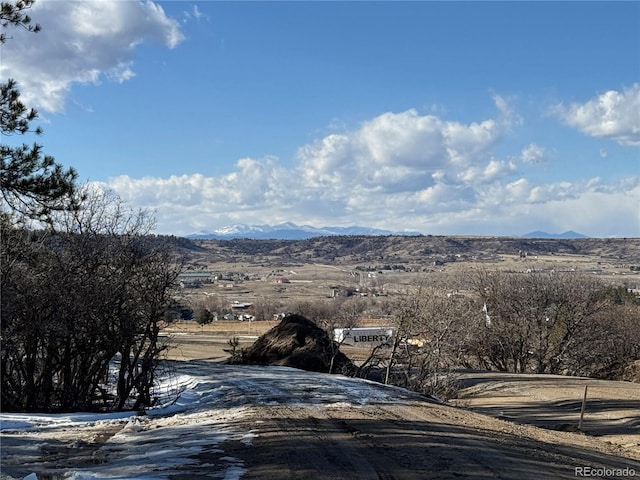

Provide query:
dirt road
left=2, top=354, right=639, bottom=479
left=177, top=362, right=638, bottom=480
left=221, top=398, right=638, bottom=480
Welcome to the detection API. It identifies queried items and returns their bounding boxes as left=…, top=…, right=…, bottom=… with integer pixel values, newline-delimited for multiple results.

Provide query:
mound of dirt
left=237, top=314, right=355, bottom=374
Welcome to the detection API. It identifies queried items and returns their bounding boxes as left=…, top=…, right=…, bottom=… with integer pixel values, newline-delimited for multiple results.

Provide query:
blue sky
left=2, top=1, right=639, bottom=237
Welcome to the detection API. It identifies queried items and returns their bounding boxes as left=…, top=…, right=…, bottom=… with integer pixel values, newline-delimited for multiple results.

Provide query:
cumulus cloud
left=520, top=143, right=548, bottom=164
left=97, top=98, right=639, bottom=238
left=0, top=0, right=184, bottom=112
left=103, top=101, right=516, bottom=233
left=458, top=159, right=517, bottom=184
left=415, top=176, right=640, bottom=237
left=553, top=84, right=640, bottom=146
left=510, top=179, right=640, bottom=237
left=103, top=168, right=639, bottom=237
left=101, top=156, right=300, bottom=233
left=297, top=101, right=511, bottom=201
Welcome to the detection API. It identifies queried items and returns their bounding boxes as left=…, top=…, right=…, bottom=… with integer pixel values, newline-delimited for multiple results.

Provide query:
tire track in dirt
left=237, top=405, right=404, bottom=480
left=225, top=401, right=640, bottom=480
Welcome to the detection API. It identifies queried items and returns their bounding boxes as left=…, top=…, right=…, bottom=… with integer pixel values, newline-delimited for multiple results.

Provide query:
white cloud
left=0, top=0, right=184, bottom=112
left=410, top=176, right=640, bottom=237
left=101, top=156, right=300, bottom=233
left=520, top=143, right=548, bottom=164
left=86, top=97, right=637, bottom=238
left=515, top=180, right=640, bottom=237
left=297, top=103, right=511, bottom=201
left=491, top=93, right=523, bottom=128
left=553, top=84, right=640, bottom=146
left=98, top=100, right=639, bottom=238
left=458, top=159, right=517, bottom=184
left=183, top=5, right=209, bottom=23
left=101, top=169, right=639, bottom=238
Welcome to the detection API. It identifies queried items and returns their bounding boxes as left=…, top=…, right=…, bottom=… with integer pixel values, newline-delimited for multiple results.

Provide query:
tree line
left=269, top=272, right=639, bottom=399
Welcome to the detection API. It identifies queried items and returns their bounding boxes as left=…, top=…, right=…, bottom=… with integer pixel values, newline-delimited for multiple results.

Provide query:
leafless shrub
left=465, top=270, right=639, bottom=378
left=379, top=277, right=472, bottom=400
left=1, top=188, right=180, bottom=412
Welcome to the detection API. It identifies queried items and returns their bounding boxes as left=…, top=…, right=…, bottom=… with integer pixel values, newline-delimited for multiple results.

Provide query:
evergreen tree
left=196, top=308, right=215, bottom=326
left=1, top=0, right=80, bottom=220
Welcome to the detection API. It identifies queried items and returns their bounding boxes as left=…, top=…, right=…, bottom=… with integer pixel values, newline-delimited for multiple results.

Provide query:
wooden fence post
left=578, top=385, right=588, bottom=430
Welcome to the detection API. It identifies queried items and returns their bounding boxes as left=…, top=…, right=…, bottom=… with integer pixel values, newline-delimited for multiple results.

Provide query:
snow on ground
left=0, top=361, right=426, bottom=480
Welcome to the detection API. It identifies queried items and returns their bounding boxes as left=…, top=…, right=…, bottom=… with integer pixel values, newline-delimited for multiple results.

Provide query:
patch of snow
left=1, top=362, right=429, bottom=479
left=1, top=411, right=136, bottom=432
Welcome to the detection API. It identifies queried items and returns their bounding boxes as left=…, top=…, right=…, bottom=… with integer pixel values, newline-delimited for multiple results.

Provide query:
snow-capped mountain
left=187, top=222, right=421, bottom=240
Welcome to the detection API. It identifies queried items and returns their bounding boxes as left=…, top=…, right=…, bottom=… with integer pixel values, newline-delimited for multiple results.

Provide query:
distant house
left=329, top=286, right=358, bottom=297
left=231, top=301, right=253, bottom=310
left=177, top=271, right=215, bottom=283
left=584, top=268, right=603, bottom=275
left=177, top=271, right=216, bottom=288
left=275, top=277, right=290, bottom=284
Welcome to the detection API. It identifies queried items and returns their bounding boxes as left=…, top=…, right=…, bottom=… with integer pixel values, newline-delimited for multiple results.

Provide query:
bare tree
left=191, top=293, right=228, bottom=320
left=285, top=298, right=337, bottom=324
left=1, top=187, right=180, bottom=412
left=382, top=280, right=471, bottom=399
left=469, top=270, right=610, bottom=374
left=323, top=297, right=367, bottom=373
left=251, top=296, right=284, bottom=321
left=566, top=288, right=640, bottom=378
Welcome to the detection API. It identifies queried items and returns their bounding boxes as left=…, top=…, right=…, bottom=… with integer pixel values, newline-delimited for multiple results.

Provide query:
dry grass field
left=163, top=320, right=277, bottom=361
left=175, top=236, right=640, bottom=317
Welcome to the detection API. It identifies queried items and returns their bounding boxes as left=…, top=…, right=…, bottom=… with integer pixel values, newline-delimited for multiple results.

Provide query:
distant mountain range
left=185, top=223, right=589, bottom=241
left=186, top=222, right=422, bottom=240
left=521, top=230, right=588, bottom=239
